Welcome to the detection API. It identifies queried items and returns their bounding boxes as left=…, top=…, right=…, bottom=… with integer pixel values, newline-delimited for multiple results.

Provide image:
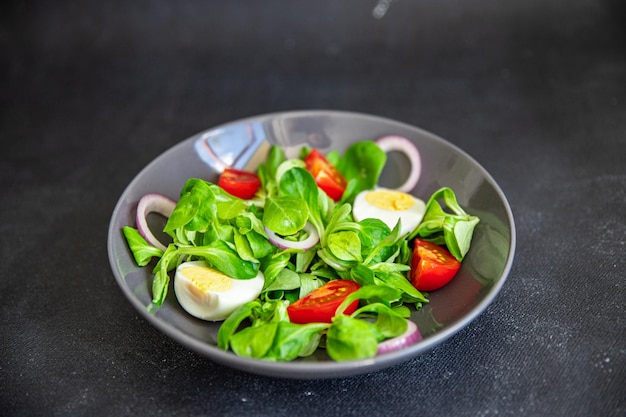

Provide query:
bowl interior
left=108, top=110, right=515, bottom=378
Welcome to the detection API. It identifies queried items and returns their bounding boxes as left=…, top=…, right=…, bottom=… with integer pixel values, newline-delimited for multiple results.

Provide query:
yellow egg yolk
left=365, top=190, right=415, bottom=211
left=182, top=266, right=233, bottom=293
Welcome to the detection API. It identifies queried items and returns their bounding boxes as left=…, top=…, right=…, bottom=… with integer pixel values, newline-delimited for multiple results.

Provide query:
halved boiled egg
left=174, top=261, right=264, bottom=321
left=352, top=188, right=426, bottom=237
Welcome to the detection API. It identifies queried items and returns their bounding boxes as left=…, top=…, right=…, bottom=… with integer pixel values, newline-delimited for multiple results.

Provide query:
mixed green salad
left=123, top=137, right=479, bottom=361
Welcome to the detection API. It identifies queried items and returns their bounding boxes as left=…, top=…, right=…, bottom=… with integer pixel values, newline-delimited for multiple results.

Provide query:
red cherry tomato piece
left=410, top=239, right=461, bottom=291
left=287, top=280, right=360, bottom=324
left=304, top=149, right=347, bottom=201
left=217, top=168, right=261, bottom=200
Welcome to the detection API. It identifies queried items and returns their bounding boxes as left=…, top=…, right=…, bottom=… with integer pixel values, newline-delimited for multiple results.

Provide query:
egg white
left=174, top=261, right=264, bottom=321
left=352, top=188, right=426, bottom=237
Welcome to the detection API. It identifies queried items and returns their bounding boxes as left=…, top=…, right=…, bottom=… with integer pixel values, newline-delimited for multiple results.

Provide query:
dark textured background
left=1, top=1, right=625, bottom=416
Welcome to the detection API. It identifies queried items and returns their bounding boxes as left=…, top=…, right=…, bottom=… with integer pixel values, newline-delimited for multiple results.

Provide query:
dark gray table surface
left=2, top=1, right=624, bottom=416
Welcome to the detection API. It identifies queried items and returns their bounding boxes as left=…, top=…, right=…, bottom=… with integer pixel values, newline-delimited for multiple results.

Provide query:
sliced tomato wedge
left=287, top=280, right=360, bottom=324
left=217, top=168, right=261, bottom=199
left=304, top=149, right=347, bottom=201
left=410, top=239, right=461, bottom=291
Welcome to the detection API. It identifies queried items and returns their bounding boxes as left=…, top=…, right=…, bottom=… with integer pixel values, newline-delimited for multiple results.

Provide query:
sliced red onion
left=136, top=193, right=177, bottom=251
left=376, top=135, right=422, bottom=192
left=377, top=319, right=422, bottom=355
left=265, top=222, right=320, bottom=250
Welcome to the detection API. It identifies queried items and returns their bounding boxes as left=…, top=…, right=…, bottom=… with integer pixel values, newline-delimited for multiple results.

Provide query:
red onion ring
left=376, top=135, right=422, bottom=192
left=265, top=222, right=320, bottom=250
left=136, top=193, right=176, bottom=251
left=377, top=319, right=422, bottom=355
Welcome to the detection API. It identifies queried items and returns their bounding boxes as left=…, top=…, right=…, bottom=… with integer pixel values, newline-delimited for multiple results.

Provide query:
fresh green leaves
left=328, top=231, right=362, bottom=262
left=262, top=196, right=308, bottom=235
left=411, top=187, right=480, bottom=261
left=217, top=300, right=327, bottom=361
left=164, top=178, right=217, bottom=233
left=325, top=285, right=409, bottom=361
left=122, top=226, right=163, bottom=266
left=217, top=300, right=261, bottom=350
left=218, top=283, right=412, bottom=362
left=326, top=315, right=379, bottom=360
left=151, top=244, right=180, bottom=306
left=278, top=167, right=326, bottom=237
left=257, top=145, right=287, bottom=197
left=177, top=241, right=259, bottom=279
left=124, top=178, right=276, bottom=306
left=336, top=141, right=387, bottom=203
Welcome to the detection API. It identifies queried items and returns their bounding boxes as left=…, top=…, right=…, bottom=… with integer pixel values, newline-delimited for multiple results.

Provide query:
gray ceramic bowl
left=107, top=110, right=515, bottom=378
